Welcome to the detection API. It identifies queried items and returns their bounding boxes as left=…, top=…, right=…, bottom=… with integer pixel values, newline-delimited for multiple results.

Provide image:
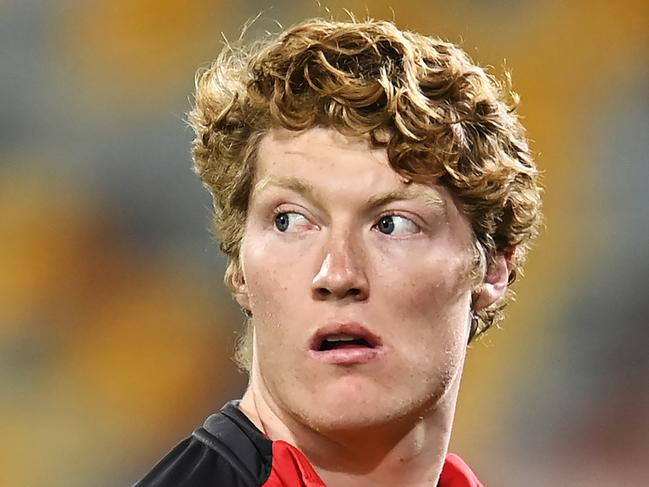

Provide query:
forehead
left=253, top=127, right=457, bottom=207
left=258, top=126, right=387, bottom=165
left=255, top=127, right=407, bottom=192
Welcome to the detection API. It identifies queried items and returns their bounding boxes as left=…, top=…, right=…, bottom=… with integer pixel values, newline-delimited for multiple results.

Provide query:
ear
left=230, top=264, right=251, bottom=312
left=472, top=249, right=514, bottom=311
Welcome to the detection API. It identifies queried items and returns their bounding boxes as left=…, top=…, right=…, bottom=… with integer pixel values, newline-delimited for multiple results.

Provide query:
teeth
left=325, top=334, right=358, bottom=342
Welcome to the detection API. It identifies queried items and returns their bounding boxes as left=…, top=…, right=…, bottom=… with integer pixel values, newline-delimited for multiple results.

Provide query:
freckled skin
left=238, top=127, right=476, bottom=436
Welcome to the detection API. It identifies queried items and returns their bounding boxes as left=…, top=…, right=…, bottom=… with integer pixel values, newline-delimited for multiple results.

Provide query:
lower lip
left=308, top=346, right=383, bottom=365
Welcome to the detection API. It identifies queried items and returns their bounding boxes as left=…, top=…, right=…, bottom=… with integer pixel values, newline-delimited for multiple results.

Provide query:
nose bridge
left=312, top=224, right=369, bottom=300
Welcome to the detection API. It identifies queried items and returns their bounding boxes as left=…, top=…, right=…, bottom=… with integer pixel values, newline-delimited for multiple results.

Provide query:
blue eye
left=375, top=215, right=419, bottom=235
left=274, top=212, right=310, bottom=232
left=275, top=213, right=290, bottom=232
left=377, top=216, right=395, bottom=234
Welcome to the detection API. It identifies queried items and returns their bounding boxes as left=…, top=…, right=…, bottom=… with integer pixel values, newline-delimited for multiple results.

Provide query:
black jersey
left=133, top=401, right=483, bottom=486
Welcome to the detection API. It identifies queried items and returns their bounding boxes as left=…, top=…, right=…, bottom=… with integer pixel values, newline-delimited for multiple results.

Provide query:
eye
left=274, top=211, right=311, bottom=232
left=374, top=215, right=419, bottom=236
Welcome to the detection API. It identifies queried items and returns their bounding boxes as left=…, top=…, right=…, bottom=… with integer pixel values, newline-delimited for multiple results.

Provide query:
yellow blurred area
left=0, top=174, right=91, bottom=326
left=56, top=0, right=229, bottom=109
left=0, top=166, right=237, bottom=485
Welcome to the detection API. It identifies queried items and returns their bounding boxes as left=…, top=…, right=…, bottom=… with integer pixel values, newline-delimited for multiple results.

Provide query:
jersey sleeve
left=132, top=434, right=256, bottom=487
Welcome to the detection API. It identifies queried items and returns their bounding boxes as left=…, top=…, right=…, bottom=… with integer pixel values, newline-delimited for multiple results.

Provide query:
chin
left=300, top=405, right=390, bottom=434
left=295, top=386, right=422, bottom=434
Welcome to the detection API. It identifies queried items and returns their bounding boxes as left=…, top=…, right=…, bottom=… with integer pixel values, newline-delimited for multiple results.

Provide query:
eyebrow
left=254, top=176, right=320, bottom=205
left=365, top=187, right=447, bottom=214
left=254, top=175, right=447, bottom=214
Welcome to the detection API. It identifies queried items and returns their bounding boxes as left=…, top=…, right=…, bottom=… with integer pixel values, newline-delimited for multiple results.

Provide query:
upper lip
left=309, top=322, right=383, bottom=351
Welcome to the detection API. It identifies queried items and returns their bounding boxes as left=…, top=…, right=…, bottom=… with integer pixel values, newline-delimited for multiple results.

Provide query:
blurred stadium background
left=1, top=1, right=647, bottom=485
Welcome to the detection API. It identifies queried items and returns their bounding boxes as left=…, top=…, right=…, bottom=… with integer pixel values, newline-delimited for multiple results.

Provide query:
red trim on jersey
left=262, top=441, right=483, bottom=487
left=262, top=440, right=327, bottom=486
left=439, top=453, right=485, bottom=487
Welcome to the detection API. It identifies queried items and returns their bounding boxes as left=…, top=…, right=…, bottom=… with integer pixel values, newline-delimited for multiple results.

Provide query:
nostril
left=316, top=288, right=332, bottom=298
left=314, top=287, right=364, bottom=300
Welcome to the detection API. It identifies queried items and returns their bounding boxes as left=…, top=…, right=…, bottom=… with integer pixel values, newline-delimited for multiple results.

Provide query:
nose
left=311, top=231, right=369, bottom=301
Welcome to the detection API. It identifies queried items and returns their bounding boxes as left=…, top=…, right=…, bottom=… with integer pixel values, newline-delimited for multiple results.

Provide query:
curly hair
left=188, top=18, right=542, bottom=370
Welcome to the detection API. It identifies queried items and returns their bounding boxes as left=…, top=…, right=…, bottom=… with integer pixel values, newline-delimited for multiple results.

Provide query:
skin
left=235, top=127, right=509, bottom=486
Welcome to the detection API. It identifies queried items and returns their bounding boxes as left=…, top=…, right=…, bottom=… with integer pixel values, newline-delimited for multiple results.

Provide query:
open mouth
left=309, top=325, right=383, bottom=365
left=317, top=334, right=374, bottom=351
left=309, top=323, right=383, bottom=364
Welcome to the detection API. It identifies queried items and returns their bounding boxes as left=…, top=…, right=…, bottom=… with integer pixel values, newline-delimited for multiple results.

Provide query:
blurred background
left=1, top=0, right=647, bottom=485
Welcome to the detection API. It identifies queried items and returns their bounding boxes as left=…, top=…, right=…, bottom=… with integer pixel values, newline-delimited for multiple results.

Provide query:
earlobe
left=472, top=251, right=512, bottom=311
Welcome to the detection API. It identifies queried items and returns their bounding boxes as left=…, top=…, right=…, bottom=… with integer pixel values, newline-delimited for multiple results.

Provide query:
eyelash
left=271, top=207, right=304, bottom=221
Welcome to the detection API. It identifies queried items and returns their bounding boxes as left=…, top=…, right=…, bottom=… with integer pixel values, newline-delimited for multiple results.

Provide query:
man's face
left=238, top=127, right=476, bottom=432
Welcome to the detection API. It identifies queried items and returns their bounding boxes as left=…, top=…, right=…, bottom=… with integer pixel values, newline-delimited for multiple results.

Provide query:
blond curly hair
left=188, top=18, right=542, bottom=370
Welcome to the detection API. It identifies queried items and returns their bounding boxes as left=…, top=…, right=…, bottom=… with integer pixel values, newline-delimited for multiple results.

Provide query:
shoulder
left=132, top=401, right=273, bottom=487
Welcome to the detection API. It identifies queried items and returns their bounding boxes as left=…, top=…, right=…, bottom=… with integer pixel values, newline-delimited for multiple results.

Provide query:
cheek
left=244, top=261, right=284, bottom=320
left=383, top=255, right=473, bottom=365
left=240, top=234, right=306, bottom=324
left=392, top=255, right=472, bottom=319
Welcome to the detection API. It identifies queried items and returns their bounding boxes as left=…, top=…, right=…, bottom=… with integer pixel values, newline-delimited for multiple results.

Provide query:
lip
left=308, top=322, right=384, bottom=365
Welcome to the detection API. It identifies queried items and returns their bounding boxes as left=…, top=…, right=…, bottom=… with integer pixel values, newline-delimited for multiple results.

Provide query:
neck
left=239, top=366, right=463, bottom=487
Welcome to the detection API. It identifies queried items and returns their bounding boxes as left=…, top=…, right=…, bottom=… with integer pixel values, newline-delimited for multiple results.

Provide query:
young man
left=134, top=18, right=541, bottom=487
